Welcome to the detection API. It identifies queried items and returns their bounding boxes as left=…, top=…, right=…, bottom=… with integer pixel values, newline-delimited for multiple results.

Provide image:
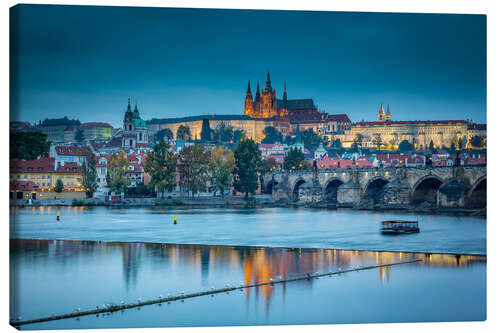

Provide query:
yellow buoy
left=56, top=211, right=60, bottom=221
left=173, top=216, right=177, bottom=224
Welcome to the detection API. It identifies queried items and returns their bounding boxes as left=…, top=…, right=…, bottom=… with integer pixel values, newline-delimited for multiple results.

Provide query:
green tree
left=176, top=125, right=191, bottom=141
left=144, top=141, right=178, bottom=197
left=210, top=146, right=235, bottom=197
left=81, top=154, right=98, bottom=197
left=232, top=138, right=263, bottom=198
left=284, top=135, right=294, bottom=146
left=154, top=128, right=173, bottom=142
left=106, top=151, right=131, bottom=194
left=428, top=140, right=437, bottom=153
left=398, top=140, right=414, bottom=152
left=283, top=147, right=310, bottom=170
left=372, top=134, right=382, bottom=150
left=178, top=144, right=211, bottom=197
left=213, top=123, right=234, bottom=143
left=332, top=138, right=342, bottom=149
left=301, top=128, right=320, bottom=151
left=262, top=126, right=283, bottom=144
left=263, top=157, right=278, bottom=172
left=54, top=179, right=64, bottom=193
left=233, top=129, right=245, bottom=143
left=10, top=131, right=51, bottom=160
left=470, top=135, right=484, bottom=148
left=458, top=136, right=467, bottom=150
left=75, top=127, right=85, bottom=142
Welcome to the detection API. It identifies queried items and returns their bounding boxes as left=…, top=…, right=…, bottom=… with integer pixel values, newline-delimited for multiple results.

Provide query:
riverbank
left=9, top=195, right=485, bottom=216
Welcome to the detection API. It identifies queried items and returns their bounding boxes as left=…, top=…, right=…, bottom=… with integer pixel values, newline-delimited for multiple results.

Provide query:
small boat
left=380, top=220, right=419, bottom=235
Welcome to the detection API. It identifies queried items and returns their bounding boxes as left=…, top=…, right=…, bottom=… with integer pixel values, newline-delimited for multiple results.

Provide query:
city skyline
left=10, top=5, right=486, bottom=128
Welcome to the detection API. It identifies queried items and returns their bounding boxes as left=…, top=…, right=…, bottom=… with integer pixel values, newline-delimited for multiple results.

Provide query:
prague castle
left=244, top=72, right=320, bottom=122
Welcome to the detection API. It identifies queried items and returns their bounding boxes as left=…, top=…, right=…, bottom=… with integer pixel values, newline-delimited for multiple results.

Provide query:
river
left=9, top=206, right=487, bottom=329
left=10, top=206, right=486, bottom=254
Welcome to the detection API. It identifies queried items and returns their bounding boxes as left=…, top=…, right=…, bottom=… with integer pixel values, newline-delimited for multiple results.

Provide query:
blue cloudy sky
left=10, top=5, right=486, bottom=127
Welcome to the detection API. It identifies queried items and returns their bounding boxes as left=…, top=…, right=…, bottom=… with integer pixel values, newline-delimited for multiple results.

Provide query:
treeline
left=106, top=138, right=265, bottom=198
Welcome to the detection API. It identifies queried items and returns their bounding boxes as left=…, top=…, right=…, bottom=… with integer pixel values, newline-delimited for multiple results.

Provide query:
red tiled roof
left=10, top=157, right=55, bottom=173
left=10, top=180, right=39, bottom=191
left=55, top=145, right=92, bottom=156
left=55, top=162, right=81, bottom=173
left=327, top=114, right=351, bottom=123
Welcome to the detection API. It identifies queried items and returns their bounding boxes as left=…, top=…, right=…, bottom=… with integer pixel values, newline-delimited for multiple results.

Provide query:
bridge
left=263, top=165, right=486, bottom=209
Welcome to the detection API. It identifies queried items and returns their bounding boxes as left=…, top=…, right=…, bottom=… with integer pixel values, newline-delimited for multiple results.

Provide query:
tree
left=213, top=123, right=234, bottom=143
left=144, top=141, right=178, bottom=197
left=332, top=138, right=342, bottom=149
left=210, top=146, right=235, bottom=197
left=263, top=157, right=278, bottom=172
left=54, top=179, right=64, bottom=193
left=154, top=128, right=173, bottom=142
left=75, top=127, right=85, bottom=142
left=10, top=131, right=51, bottom=160
left=262, top=126, right=283, bottom=144
left=301, top=128, right=320, bottom=151
left=81, top=154, right=98, bottom=197
left=178, top=144, right=211, bottom=197
left=106, top=151, right=131, bottom=194
left=176, top=125, right=191, bottom=141
left=232, top=138, right=263, bottom=198
left=470, top=135, right=484, bottom=148
left=284, top=135, right=294, bottom=146
left=428, top=140, right=437, bottom=153
left=233, top=129, right=245, bottom=143
left=398, top=140, right=414, bottom=152
left=458, top=137, right=466, bottom=150
left=283, top=147, right=310, bottom=170
left=372, top=134, right=382, bottom=150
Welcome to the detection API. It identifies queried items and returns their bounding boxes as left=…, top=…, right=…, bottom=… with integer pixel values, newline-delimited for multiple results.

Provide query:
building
left=40, top=117, right=81, bottom=143
left=80, top=122, right=114, bottom=140
left=122, top=99, right=149, bottom=149
left=50, top=145, right=93, bottom=167
left=259, top=143, right=286, bottom=162
left=9, top=157, right=85, bottom=198
left=148, top=114, right=270, bottom=143
left=340, top=107, right=478, bottom=150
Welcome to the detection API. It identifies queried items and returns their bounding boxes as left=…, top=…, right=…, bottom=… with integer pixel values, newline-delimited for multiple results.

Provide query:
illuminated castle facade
left=244, top=72, right=319, bottom=120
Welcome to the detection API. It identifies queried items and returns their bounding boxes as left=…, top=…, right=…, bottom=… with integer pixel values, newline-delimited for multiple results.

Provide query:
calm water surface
left=10, top=239, right=486, bottom=330
left=10, top=206, right=486, bottom=254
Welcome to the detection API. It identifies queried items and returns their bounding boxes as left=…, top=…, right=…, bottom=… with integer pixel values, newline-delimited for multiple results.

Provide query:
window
left=38, top=167, right=43, bottom=171
left=47, top=183, right=51, bottom=187
left=129, top=125, right=132, bottom=131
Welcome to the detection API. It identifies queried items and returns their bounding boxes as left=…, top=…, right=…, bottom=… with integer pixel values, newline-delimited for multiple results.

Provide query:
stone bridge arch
left=323, top=177, right=344, bottom=204
left=411, top=174, right=445, bottom=206
left=292, top=178, right=307, bottom=202
left=466, top=175, right=486, bottom=208
left=362, top=176, right=389, bottom=205
left=262, top=179, right=279, bottom=194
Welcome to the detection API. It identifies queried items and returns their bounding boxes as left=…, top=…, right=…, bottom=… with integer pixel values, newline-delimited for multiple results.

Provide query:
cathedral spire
left=283, top=81, right=287, bottom=101
left=385, top=104, right=391, bottom=121
left=247, top=80, right=251, bottom=93
left=265, top=72, right=272, bottom=93
left=127, top=98, right=131, bottom=111
left=255, top=82, right=261, bottom=101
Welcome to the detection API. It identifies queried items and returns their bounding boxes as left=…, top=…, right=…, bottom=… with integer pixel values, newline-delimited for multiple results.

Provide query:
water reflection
left=10, top=238, right=486, bottom=318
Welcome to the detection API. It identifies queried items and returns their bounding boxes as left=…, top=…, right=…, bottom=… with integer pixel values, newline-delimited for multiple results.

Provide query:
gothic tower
left=244, top=81, right=254, bottom=117
left=385, top=104, right=391, bottom=121
left=378, top=104, right=385, bottom=122
left=254, top=82, right=261, bottom=116
left=260, top=72, right=278, bottom=118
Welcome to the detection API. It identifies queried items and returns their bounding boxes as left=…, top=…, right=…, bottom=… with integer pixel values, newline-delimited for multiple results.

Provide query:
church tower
left=260, top=72, right=278, bottom=118
left=254, top=82, right=261, bottom=116
left=385, top=104, right=391, bottom=121
left=244, top=81, right=255, bottom=117
left=122, top=98, right=136, bottom=148
left=378, top=104, right=385, bottom=122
